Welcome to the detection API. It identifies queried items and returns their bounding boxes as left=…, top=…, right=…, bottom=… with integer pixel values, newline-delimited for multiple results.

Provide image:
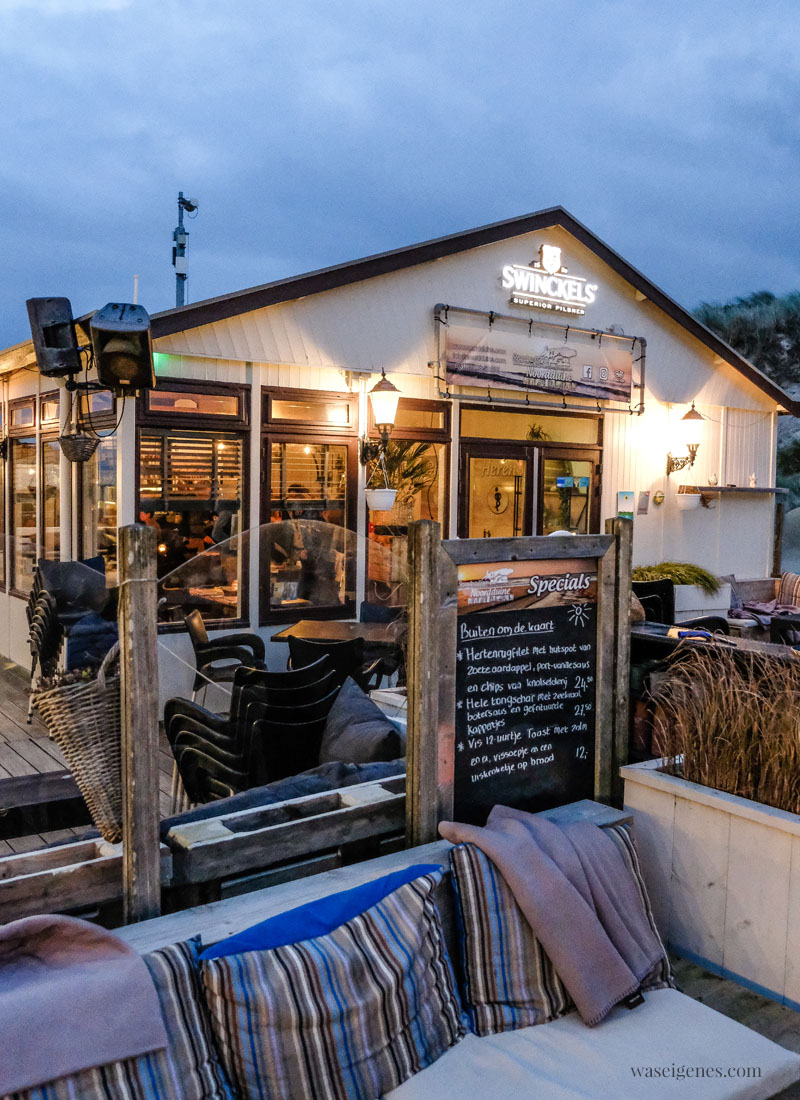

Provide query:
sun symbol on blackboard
left=568, top=603, right=591, bottom=627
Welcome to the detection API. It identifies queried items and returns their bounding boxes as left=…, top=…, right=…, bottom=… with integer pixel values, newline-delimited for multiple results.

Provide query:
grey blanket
left=0, top=914, right=167, bottom=1094
left=439, top=805, right=664, bottom=1026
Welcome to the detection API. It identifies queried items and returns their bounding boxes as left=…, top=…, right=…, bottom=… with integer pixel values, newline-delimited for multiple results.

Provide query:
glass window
left=41, top=439, right=61, bottom=562
left=271, top=397, right=352, bottom=427
left=147, top=389, right=240, bottom=418
left=0, top=459, right=5, bottom=586
left=366, top=440, right=447, bottom=605
left=140, top=430, right=245, bottom=621
left=460, top=408, right=599, bottom=444
left=81, top=436, right=117, bottom=584
left=11, top=437, right=36, bottom=592
left=40, top=397, right=60, bottom=424
left=80, top=390, right=114, bottom=417
left=267, top=441, right=351, bottom=613
left=11, top=403, right=34, bottom=429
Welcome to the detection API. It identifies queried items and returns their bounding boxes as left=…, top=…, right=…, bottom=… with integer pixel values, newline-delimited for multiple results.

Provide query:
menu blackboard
left=453, top=557, right=597, bottom=825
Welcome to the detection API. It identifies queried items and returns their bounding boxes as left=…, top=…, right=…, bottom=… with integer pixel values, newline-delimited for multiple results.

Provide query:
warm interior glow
left=368, top=371, right=400, bottom=429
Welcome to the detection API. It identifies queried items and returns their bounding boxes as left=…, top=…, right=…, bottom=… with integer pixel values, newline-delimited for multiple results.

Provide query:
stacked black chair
left=632, top=579, right=730, bottom=634
left=26, top=580, right=64, bottom=723
left=165, top=656, right=340, bottom=805
left=287, top=635, right=385, bottom=692
left=183, top=609, right=267, bottom=703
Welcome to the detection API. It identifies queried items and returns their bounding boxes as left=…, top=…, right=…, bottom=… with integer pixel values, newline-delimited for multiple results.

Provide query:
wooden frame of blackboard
left=405, top=519, right=632, bottom=843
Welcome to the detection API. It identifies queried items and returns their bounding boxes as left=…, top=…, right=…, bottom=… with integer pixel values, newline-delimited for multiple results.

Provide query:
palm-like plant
left=369, top=441, right=436, bottom=505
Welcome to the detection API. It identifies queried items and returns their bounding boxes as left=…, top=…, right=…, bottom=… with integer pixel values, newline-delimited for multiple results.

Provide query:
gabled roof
left=149, top=205, right=798, bottom=415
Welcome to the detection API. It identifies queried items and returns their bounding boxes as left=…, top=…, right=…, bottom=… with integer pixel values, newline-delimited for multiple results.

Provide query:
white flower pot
left=365, top=488, right=398, bottom=511
left=676, top=493, right=701, bottom=511
left=622, top=758, right=800, bottom=1007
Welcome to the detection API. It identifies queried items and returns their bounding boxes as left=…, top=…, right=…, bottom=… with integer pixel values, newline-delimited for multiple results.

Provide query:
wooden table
left=270, top=619, right=404, bottom=653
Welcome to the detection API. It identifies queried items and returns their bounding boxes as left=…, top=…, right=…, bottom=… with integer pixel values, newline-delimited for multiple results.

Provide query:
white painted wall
left=0, top=222, right=785, bottom=671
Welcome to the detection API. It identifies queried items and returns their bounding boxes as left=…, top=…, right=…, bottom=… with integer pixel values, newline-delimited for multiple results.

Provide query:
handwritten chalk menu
left=453, top=557, right=597, bottom=825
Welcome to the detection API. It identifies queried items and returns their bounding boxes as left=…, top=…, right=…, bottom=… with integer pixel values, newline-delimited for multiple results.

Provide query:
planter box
left=673, top=582, right=731, bottom=622
left=622, top=758, right=800, bottom=1008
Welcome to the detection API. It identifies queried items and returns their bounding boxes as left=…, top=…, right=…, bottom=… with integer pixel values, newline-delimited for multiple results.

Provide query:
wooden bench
left=111, top=802, right=800, bottom=1100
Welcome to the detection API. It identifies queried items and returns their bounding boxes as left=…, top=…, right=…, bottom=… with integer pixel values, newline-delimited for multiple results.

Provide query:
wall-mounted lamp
left=666, top=402, right=704, bottom=475
left=359, top=369, right=401, bottom=465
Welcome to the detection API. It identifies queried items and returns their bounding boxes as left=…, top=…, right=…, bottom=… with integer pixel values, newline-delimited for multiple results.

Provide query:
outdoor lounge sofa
left=67, top=830, right=800, bottom=1100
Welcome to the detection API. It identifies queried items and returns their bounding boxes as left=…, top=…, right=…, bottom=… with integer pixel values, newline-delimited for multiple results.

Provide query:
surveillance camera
left=183, top=197, right=199, bottom=212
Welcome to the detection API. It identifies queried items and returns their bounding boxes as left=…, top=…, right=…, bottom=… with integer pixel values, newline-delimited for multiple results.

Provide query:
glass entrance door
left=460, top=443, right=599, bottom=538
left=462, top=448, right=530, bottom=539
left=540, top=454, right=594, bottom=535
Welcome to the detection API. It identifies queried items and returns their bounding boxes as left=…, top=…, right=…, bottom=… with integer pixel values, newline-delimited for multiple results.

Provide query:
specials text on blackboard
left=453, top=557, right=597, bottom=825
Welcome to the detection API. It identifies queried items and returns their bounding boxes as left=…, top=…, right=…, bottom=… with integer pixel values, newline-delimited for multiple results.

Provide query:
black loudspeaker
left=90, top=303, right=155, bottom=396
left=26, top=297, right=82, bottom=377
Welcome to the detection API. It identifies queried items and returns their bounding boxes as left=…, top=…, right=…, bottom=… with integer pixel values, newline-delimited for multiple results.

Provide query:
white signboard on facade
left=445, top=323, right=633, bottom=403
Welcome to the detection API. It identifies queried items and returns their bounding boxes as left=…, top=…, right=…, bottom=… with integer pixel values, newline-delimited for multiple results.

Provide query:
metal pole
left=172, top=192, right=189, bottom=308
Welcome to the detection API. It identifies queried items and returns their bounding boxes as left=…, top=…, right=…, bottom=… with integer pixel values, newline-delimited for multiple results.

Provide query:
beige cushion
left=778, top=571, right=800, bottom=607
left=386, top=989, right=800, bottom=1100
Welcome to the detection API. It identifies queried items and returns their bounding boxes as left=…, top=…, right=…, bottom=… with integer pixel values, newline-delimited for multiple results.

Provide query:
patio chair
left=631, top=579, right=730, bottom=634
left=287, top=635, right=384, bottom=692
left=183, top=609, right=267, bottom=703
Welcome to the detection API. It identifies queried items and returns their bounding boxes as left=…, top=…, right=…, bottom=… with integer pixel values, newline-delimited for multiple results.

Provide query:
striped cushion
left=201, top=869, right=465, bottom=1100
left=779, top=571, right=800, bottom=607
left=5, top=939, right=234, bottom=1100
left=449, top=823, right=674, bottom=1038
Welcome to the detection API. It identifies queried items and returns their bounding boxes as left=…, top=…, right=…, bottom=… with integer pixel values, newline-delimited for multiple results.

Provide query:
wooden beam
left=605, top=517, right=633, bottom=803
left=118, top=524, right=161, bottom=922
left=406, top=521, right=444, bottom=846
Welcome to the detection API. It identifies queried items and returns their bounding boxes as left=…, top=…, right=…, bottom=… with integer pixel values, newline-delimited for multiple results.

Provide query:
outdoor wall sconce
left=359, top=369, right=401, bottom=465
left=359, top=369, right=401, bottom=510
left=666, top=402, right=704, bottom=475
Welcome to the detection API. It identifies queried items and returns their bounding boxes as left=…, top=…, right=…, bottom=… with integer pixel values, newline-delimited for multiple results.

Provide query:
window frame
left=140, top=377, right=249, bottom=432
left=262, top=386, right=358, bottom=435
left=368, top=397, right=451, bottom=443
left=260, top=385, right=359, bottom=624
left=9, top=433, right=38, bottom=597
left=459, top=402, right=604, bottom=450
left=77, top=434, right=118, bottom=581
left=136, top=380, right=251, bottom=632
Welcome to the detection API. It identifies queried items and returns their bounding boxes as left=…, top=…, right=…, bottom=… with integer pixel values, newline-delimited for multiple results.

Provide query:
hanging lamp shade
left=368, top=370, right=400, bottom=430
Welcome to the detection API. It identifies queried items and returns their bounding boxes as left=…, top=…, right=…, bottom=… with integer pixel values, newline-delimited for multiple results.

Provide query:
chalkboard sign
left=453, top=557, right=597, bottom=825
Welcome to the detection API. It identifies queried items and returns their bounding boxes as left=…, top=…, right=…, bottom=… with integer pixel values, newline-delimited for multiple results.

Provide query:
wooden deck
left=0, top=659, right=174, bottom=852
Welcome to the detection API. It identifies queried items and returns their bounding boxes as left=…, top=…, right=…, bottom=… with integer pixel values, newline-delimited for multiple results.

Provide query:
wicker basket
left=59, top=433, right=100, bottom=463
left=33, top=644, right=122, bottom=842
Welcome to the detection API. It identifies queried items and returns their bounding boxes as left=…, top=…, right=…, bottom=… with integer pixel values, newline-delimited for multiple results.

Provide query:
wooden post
left=606, top=516, right=633, bottom=803
left=118, top=524, right=161, bottom=922
left=406, top=520, right=444, bottom=846
left=773, top=497, right=785, bottom=578
left=594, top=538, right=616, bottom=804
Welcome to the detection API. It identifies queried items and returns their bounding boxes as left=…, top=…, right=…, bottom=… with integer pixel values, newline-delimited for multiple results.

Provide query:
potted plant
left=631, top=560, right=729, bottom=620
left=367, top=441, right=437, bottom=524
left=622, top=644, right=800, bottom=1006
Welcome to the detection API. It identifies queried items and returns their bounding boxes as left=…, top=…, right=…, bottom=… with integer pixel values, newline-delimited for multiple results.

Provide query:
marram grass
left=651, top=646, right=800, bottom=814
left=631, top=561, right=720, bottom=595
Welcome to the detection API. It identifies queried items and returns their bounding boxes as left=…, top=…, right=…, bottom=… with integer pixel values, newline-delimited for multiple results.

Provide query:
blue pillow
left=200, top=862, right=443, bottom=959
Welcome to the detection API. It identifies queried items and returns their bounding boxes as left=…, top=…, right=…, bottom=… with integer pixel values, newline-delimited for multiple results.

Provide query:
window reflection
left=268, top=441, right=350, bottom=612
left=12, top=437, right=36, bottom=592
left=140, top=430, right=244, bottom=621
left=367, top=440, right=446, bottom=606
left=82, top=436, right=118, bottom=583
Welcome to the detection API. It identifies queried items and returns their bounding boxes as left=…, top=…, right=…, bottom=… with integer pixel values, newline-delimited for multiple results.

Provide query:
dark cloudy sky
left=1, top=0, right=798, bottom=348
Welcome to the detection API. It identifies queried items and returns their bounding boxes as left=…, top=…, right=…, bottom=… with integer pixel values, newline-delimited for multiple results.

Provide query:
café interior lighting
left=666, top=402, right=704, bottom=475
